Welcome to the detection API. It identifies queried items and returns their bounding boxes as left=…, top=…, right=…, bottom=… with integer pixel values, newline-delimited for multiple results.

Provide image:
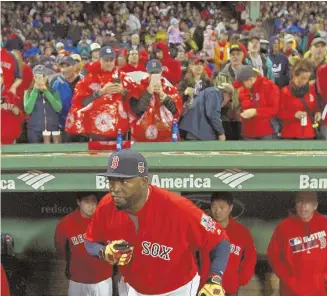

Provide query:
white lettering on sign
left=151, top=174, right=211, bottom=189
left=96, top=176, right=110, bottom=190
left=0, top=180, right=16, bottom=190
left=299, top=175, right=327, bottom=189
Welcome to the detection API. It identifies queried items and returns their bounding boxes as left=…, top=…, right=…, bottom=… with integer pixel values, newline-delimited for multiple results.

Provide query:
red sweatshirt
left=238, top=75, right=280, bottom=137
left=153, top=42, right=182, bottom=86
left=54, top=209, right=112, bottom=284
left=200, top=217, right=257, bottom=294
left=267, top=212, right=327, bottom=296
left=278, top=84, right=319, bottom=139
left=120, top=63, right=146, bottom=73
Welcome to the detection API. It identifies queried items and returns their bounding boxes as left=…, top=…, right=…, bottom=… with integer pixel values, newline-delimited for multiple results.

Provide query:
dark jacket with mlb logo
left=267, top=212, right=327, bottom=296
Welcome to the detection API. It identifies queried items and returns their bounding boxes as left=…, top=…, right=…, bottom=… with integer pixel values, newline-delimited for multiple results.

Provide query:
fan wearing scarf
left=278, top=58, right=322, bottom=139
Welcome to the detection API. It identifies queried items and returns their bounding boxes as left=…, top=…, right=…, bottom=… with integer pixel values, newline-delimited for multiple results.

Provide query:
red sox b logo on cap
left=138, top=162, right=145, bottom=173
left=111, top=156, right=119, bottom=169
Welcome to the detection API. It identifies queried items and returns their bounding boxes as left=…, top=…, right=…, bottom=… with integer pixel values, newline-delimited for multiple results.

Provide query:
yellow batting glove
left=198, top=275, right=225, bottom=296
left=99, top=240, right=134, bottom=266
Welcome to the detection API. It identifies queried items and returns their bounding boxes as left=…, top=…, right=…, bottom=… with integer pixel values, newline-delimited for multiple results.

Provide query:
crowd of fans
left=1, top=1, right=327, bottom=145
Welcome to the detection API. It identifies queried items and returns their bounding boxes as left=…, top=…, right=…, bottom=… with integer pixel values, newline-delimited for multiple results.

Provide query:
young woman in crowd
left=278, top=58, right=322, bottom=140
left=24, top=65, right=62, bottom=144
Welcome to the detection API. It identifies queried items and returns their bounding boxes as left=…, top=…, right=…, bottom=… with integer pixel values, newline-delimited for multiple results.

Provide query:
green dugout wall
left=1, top=142, right=327, bottom=256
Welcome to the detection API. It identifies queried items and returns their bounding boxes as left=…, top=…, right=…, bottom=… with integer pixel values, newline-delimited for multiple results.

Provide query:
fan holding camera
left=0, top=68, right=24, bottom=144
left=24, top=65, right=62, bottom=143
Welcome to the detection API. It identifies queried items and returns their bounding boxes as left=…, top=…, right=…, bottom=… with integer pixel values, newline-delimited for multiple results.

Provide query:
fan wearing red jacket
left=54, top=192, right=112, bottom=296
left=278, top=59, right=322, bottom=139
left=267, top=191, right=327, bottom=296
left=0, top=46, right=22, bottom=94
left=200, top=192, right=257, bottom=296
left=153, top=41, right=182, bottom=85
left=128, top=59, right=182, bottom=142
left=120, top=49, right=146, bottom=73
left=0, top=68, right=24, bottom=144
left=65, top=46, right=139, bottom=140
left=316, top=63, right=327, bottom=139
left=233, top=65, right=280, bottom=139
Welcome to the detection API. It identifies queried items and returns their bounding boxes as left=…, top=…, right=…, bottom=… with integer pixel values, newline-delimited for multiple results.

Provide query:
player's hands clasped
left=99, top=240, right=134, bottom=266
left=198, top=276, right=225, bottom=296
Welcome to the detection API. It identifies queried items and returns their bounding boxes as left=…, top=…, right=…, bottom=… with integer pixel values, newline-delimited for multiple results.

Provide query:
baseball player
left=267, top=191, right=327, bottom=296
left=200, top=192, right=257, bottom=296
left=54, top=192, right=113, bottom=296
left=84, top=149, right=230, bottom=296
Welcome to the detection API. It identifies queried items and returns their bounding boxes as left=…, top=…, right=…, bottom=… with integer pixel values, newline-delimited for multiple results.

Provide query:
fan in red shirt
left=128, top=59, right=182, bottom=142
left=278, top=59, right=322, bottom=139
left=267, top=192, right=327, bottom=296
left=65, top=46, right=139, bottom=140
left=1, top=264, right=10, bottom=296
left=0, top=46, right=22, bottom=95
left=120, top=49, right=146, bottom=73
left=153, top=42, right=182, bottom=86
left=233, top=65, right=280, bottom=139
left=54, top=193, right=112, bottom=296
left=200, top=192, right=257, bottom=296
left=316, top=63, right=327, bottom=139
left=0, top=68, right=24, bottom=144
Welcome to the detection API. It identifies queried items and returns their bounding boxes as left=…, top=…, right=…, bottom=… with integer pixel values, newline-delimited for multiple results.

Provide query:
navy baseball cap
left=100, top=46, right=115, bottom=59
left=146, top=59, right=162, bottom=73
left=59, top=55, right=76, bottom=66
left=98, top=149, right=148, bottom=179
left=233, top=65, right=260, bottom=88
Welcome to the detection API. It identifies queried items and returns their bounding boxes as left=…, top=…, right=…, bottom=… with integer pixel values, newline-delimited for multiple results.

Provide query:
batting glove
left=198, top=275, right=225, bottom=296
left=99, top=240, right=134, bottom=266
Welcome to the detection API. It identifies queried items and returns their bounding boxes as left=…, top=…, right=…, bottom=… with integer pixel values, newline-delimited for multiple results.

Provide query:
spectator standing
left=120, top=49, right=146, bottom=73
left=267, top=192, right=327, bottom=296
left=234, top=65, right=280, bottom=140
left=51, top=56, right=82, bottom=143
left=269, top=36, right=290, bottom=88
left=0, top=68, right=24, bottom=144
left=213, top=30, right=230, bottom=72
left=245, top=36, right=275, bottom=81
left=278, top=59, right=321, bottom=140
left=316, top=64, right=327, bottom=140
left=128, top=59, right=182, bottom=142
left=24, top=65, right=62, bottom=143
left=200, top=192, right=257, bottom=296
left=179, top=84, right=234, bottom=141
left=152, top=41, right=182, bottom=86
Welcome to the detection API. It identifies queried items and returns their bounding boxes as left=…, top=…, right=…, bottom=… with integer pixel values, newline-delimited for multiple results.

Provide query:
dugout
left=1, top=141, right=327, bottom=295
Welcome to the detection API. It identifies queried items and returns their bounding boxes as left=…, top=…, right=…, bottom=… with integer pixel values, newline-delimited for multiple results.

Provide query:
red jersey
left=238, top=75, right=280, bottom=137
left=278, top=84, right=320, bottom=139
left=200, top=217, right=257, bottom=294
left=86, top=185, right=228, bottom=294
left=1, top=264, right=10, bottom=296
left=267, top=212, right=327, bottom=296
left=317, top=63, right=327, bottom=126
left=1, top=48, right=18, bottom=89
left=54, top=209, right=112, bottom=284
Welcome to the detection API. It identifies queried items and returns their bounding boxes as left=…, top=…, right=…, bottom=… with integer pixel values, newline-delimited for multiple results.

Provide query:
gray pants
left=320, top=125, right=327, bottom=140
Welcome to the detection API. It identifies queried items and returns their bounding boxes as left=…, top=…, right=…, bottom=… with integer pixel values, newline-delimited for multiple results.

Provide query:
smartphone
left=114, top=78, right=121, bottom=84
left=114, top=242, right=131, bottom=251
left=1, top=97, right=5, bottom=104
left=151, top=74, right=161, bottom=87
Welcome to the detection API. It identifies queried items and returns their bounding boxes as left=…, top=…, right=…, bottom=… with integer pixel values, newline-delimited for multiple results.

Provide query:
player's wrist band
left=208, top=274, right=222, bottom=284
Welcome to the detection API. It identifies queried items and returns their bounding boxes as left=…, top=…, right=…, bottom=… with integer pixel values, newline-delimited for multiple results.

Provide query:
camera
left=1, top=97, right=5, bottom=104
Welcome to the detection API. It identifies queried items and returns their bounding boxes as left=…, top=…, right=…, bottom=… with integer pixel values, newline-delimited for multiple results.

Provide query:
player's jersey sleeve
left=186, top=202, right=229, bottom=252
left=54, top=220, right=68, bottom=259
